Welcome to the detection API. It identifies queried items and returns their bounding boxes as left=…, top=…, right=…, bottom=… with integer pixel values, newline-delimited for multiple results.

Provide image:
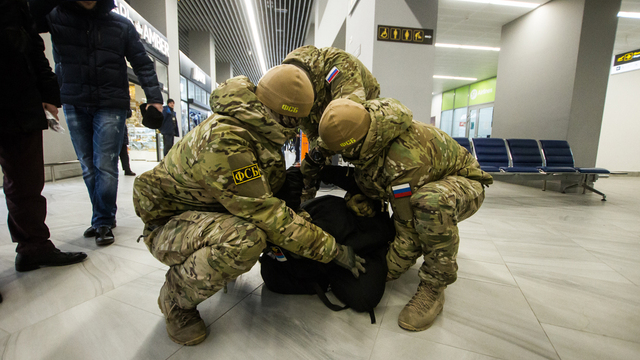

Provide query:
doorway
left=467, top=104, right=494, bottom=139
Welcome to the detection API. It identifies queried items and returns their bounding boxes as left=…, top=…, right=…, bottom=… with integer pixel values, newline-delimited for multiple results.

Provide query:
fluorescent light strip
left=244, top=0, right=267, bottom=77
left=436, top=43, right=500, bottom=51
left=455, top=0, right=539, bottom=9
left=434, top=75, right=478, bottom=81
left=618, top=11, right=640, bottom=19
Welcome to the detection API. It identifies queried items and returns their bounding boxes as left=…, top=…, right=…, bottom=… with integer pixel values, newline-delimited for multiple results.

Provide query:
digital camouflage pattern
left=331, top=98, right=493, bottom=287
left=133, top=76, right=339, bottom=308
left=283, top=45, right=381, bottom=146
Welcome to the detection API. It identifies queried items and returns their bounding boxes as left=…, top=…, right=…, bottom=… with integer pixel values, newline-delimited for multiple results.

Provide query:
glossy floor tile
left=0, top=163, right=638, bottom=359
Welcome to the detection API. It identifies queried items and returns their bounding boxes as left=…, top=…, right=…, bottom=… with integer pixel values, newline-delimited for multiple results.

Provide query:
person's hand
left=42, top=103, right=59, bottom=120
left=147, top=103, right=163, bottom=113
left=332, top=244, right=366, bottom=278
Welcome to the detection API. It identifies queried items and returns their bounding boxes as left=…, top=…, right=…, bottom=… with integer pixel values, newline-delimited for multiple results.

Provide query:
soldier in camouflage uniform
left=282, top=45, right=380, bottom=201
left=318, top=98, right=493, bottom=332
left=133, top=66, right=365, bottom=346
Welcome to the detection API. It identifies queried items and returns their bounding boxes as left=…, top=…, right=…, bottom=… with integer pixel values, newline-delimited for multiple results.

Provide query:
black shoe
left=124, top=171, right=136, bottom=176
left=15, top=248, right=88, bottom=272
left=84, top=222, right=117, bottom=238
left=95, top=226, right=115, bottom=246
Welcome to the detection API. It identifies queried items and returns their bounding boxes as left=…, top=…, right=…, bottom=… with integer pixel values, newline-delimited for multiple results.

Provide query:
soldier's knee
left=233, top=221, right=267, bottom=259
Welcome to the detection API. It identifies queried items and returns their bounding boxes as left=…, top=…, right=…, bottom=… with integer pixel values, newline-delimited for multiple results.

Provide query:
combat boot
left=158, top=284, right=207, bottom=345
left=397, top=282, right=445, bottom=331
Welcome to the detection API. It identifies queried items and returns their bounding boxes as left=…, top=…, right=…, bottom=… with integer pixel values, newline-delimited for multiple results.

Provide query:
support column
left=188, top=31, right=216, bottom=84
left=216, top=62, right=233, bottom=84
left=493, top=0, right=621, bottom=167
left=346, top=0, right=438, bottom=123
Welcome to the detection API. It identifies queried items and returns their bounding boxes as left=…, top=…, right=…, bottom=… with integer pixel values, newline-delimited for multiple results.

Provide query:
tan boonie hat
left=318, top=99, right=371, bottom=153
left=255, top=64, right=314, bottom=117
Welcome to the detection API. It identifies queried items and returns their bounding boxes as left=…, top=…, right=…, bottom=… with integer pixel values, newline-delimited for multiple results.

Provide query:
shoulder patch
left=232, top=164, right=262, bottom=185
left=392, top=183, right=412, bottom=198
left=326, top=66, right=340, bottom=83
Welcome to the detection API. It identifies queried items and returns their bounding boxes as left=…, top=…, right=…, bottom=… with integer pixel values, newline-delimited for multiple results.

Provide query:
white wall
left=314, top=0, right=350, bottom=48
left=345, top=0, right=375, bottom=67
left=596, top=68, right=640, bottom=172
left=431, top=93, right=442, bottom=128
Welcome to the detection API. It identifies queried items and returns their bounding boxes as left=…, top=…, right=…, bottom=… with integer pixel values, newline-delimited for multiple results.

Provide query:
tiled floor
left=1, top=161, right=639, bottom=360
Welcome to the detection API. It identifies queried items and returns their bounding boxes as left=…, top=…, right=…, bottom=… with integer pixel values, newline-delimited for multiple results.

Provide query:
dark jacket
left=0, top=0, right=60, bottom=133
left=161, top=105, right=178, bottom=136
left=29, top=0, right=163, bottom=109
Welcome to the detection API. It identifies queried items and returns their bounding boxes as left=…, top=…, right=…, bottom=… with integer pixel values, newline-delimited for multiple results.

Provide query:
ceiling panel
left=178, top=0, right=313, bottom=84
left=176, top=0, right=640, bottom=94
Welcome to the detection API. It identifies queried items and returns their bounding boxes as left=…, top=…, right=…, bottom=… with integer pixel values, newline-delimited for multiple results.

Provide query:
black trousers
left=119, top=141, right=132, bottom=173
left=162, top=133, right=174, bottom=157
left=0, top=131, right=55, bottom=255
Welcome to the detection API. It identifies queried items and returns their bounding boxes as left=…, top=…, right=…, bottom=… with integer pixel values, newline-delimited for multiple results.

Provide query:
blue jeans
left=64, top=105, right=127, bottom=228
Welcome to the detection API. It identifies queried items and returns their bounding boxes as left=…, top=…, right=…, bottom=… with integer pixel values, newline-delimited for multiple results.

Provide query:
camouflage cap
left=256, top=65, right=314, bottom=118
left=318, top=99, right=371, bottom=153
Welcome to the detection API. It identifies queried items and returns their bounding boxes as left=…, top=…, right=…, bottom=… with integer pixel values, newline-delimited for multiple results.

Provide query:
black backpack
left=261, top=189, right=395, bottom=323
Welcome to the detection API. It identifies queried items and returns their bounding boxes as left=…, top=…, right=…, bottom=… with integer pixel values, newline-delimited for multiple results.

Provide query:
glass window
left=181, top=101, right=189, bottom=136
left=180, top=77, right=187, bottom=101
left=156, top=61, right=168, bottom=92
left=188, top=81, right=195, bottom=102
left=477, top=107, right=494, bottom=138
left=440, top=110, right=453, bottom=136
left=452, top=107, right=468, bottom=138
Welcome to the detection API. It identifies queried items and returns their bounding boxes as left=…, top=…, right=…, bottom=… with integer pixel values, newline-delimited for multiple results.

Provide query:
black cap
left=139, top=103, right=164, bottom=129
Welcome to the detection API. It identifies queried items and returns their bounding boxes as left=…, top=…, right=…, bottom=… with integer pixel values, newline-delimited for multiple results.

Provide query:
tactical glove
left=300, top=148, right=325, bottom=203
left=332, top=244, right=366, bottom=278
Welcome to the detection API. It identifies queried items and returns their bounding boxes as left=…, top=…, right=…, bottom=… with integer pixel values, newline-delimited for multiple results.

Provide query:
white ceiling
left=177, top=0, right=640, bottom=93
left=432, top=0, right=640, bottom=93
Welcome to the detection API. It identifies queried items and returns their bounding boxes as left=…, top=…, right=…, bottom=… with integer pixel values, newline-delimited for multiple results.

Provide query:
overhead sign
left=112, top=1, right=170, bottom=64
left=377, top=25, right=433, bottom=45
left=612, top=48, right=640, bottom=75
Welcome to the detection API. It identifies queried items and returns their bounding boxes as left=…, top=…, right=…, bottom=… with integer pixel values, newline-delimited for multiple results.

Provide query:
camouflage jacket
left=133, top=76, right=339, bottom=263
left=283, top=45, right=380, bottom=146
left=347, top=98, right=494, bottom=220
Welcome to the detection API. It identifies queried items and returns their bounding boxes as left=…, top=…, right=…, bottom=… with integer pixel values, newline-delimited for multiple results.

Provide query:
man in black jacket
left=30, top=0, right=164, bottom=246
left=161, top=99, right=178, bottom=157
left=0, top=0, right=87, bottom=275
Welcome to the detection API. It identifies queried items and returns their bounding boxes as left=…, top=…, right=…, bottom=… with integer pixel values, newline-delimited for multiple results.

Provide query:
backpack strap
left=312, top=283, right=349, bottom=312
left=369, top=310, right=376, bottom=324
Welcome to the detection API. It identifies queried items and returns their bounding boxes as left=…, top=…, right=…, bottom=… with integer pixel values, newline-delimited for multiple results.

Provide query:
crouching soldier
left=133, top=66, right=365, bottom=346
left=282, top=45, right=381, bottom=201
left=318, top=98, right=493, bottom=332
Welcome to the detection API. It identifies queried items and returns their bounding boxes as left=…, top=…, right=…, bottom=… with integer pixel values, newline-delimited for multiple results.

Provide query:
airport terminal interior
left=1, top=0, right=640, bottom=359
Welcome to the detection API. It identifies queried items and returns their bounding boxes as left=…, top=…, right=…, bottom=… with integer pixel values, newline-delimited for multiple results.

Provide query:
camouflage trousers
left=144, top=211, right=267, bottom=309
left=387, top=176, right=485, bottom=288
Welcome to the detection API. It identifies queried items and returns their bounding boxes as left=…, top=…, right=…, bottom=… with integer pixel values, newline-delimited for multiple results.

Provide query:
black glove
left=332, top=244, right=366, bottom=278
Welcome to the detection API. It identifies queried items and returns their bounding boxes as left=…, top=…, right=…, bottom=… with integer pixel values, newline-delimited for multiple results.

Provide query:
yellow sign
left=403, top=29, right=411, bottom=41
left=232, top=164, right=262, bottom=185
left=378, top=26, right=389, bottom=39
left=413, top=30, right=424, bottom=42
left=390, top=27, right=401, bottom=41
left=377, top=25, right=433, bottom=45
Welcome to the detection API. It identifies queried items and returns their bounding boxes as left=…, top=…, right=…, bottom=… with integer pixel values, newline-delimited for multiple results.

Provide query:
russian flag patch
left=326, top=66, right=340, bottom=83
left=392, top=183, right=412, bottom=199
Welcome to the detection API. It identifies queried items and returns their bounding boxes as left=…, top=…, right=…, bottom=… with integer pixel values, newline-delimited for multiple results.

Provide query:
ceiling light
left=244, top=0, right=267, bottom=76
left=433, top=75, right=478, bottom=81
left=455, top=0, right=539, bottom=9
left=436, top=43, right=500, bottom=51
left=618, top=11, right=640, bottom=19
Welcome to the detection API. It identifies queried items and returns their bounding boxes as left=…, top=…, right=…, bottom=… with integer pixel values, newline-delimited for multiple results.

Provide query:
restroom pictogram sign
left=377, top=25, right=433, bottom=45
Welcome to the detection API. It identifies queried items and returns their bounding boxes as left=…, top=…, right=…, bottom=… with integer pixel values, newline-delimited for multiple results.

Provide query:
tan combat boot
left=397, top=282, right=445, bottom=331
left=158, top=284, right=207, bottom=345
